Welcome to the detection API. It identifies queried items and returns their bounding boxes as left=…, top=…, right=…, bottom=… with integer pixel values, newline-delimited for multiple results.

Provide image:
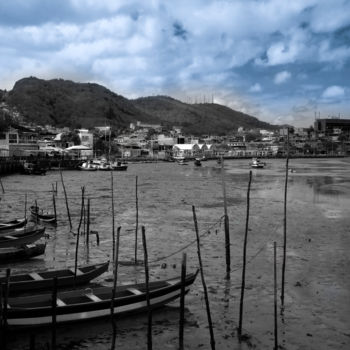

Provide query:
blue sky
left=0, top=0, right=349, bottom=127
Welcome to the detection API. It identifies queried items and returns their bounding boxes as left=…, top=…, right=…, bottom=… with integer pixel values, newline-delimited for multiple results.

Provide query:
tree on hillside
left=61, top=131, right=81, bottom=145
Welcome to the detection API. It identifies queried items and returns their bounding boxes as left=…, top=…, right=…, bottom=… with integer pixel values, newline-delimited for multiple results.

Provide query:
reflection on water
left=1, top=157, right=350, bottom=349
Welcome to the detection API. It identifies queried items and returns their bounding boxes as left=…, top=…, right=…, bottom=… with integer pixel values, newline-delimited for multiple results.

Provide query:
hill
left=133, top=96, right=276, bottom=135
left=3, top=77, right=277, bottom=134
left=5, top=77, right=157, bottom=129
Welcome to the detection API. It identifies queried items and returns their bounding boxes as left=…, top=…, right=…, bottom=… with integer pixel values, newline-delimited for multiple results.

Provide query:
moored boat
left=21, top=162, right=46, bottom=175
left=194, top=158, right=202, bottom=166
left=0, top=261, right=109, bottom=294
left=0, top=218, right=27, bottom=232
left=250, top=158, right=266, bottom=168
left=30, top=205, right=56, bottom=224
left=0, top=226, right=45, bottom=248
left=0, top=243, right=46, bottom=263
left=0, top=222, right=39, bottom=237
left=78, top=161, right=98, bottom=171
left=6, top=270, right=198, bottom=327
left=111, top=161, right=128, bottom=171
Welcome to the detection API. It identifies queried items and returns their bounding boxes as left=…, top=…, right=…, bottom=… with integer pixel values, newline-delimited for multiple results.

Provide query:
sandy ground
left=2, top=158, right=350, bottom=349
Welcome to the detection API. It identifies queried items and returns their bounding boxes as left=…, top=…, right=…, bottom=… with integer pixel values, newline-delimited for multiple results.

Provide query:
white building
left=77, top=129, right=94, bottom=148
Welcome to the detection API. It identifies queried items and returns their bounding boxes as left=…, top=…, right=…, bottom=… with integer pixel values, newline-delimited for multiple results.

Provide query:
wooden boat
left=6, top=270, right=198, bottom=327
left=98, top=162, right=113, bottom=171
left=250, top=158, right=265, bottom=169
left=0, top=261, right=109, bottom=294
left=0, top=243, right=46, bottom=263
left=21, top=162, right=46, bottom=175
left=78, top=161, right=98, bottom=171
left=0, top=218, right=27, bottom=232
left=30, top=205, right=56, bottom=224
left=0, top=226, right=45, bottom=248
left=0, top=222, right=39, bottom=237
left=194, top=158, right=202, bottom=166
left=112, top=161, right=128, bottom=171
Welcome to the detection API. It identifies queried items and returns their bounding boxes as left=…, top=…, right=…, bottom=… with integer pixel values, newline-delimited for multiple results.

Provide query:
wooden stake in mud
left=51, top=277, right=58, bottom=350
left=281, top=128, right=290, bottom=309
left=60, top=169, right=72, bottom=231
left=34, top=199, right=39, bottom=224
left=52, top=193, right=57, bottom=223
left=74, top=187, right=85, bottom=278
left=86, top=198, right=90, bottom=247
left=179, top=252, right=187, bottom=350
left=24, top=193, right=27, bottom=221
left=221, top=157, right=231, bottom=279
left=192, top=205, right=216, bottom=350
left=111, top=171, right=116, bottom=262
left=110, top=226, right=120, bottom=350
left=135, top=176, right=139, bottom=264
left=0, top=177, right=4, bottom=193
left=142, top=226, right=152, bottom=350
left=238, top=170, right=252, bottom=339
left=77, top=186, right=85, bottom=235
left=274, top=242, right=278, bottom=350
left=1, top=269, right=11, bottom=350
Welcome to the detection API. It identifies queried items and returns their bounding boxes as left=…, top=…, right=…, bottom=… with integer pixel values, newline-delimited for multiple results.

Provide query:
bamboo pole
left=281, top=128, right=290, bottom=309
left=192, top=205, right=215, bottom=350
left=111, top=170, right=115, bottom=262
left=142, top=226, right=152, bottom=350
left=274, top=242, right=278, bottom=350
left=52, top=193, right=57, bottom=223
left=77, top=186, right=85, bottom=235
left=179, top=252, right=187, bottom=350
left=86, top=198, right=90, bottom=246
left=0, top=285, right=3, bottom=349
left=0, top=177, right=4, bottom=193
left=74, top=187, right=85, bottom=278
left=110, top=226, right=120, bottom=350
left=60, top=168, right=72, bottom=231
left=34, top=199, right=38, bottom=224
left=135, top=176, right=139, bottom=264
left=1, top=269, right=10, bottom=350
left=221, top=157, right=231, bottom=279
left=24, top=193, right=27, bottom=221
left=238, top=170, right=252, bottom=338
left=51, top=277, right=57, bottom=350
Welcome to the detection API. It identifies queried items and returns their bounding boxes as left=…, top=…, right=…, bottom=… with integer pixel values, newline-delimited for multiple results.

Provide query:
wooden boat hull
left=0, top=218, right=27, bottom=232
left=0, top=243, right=46, bottom=263
left=30, top=206, right=56, bottom=224
left=0, top=226, right=45, bottom=248
left=7, top=271, right=198, bottom=327
left=1, top=262, right=109, bottom=294
left=0, top=222, right=40, bottom=237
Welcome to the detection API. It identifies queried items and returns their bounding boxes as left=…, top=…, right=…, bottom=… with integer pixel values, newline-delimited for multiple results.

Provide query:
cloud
left=274, top=71, right=291, bottom=84
left=322, top=86, right=345, bottom=99
left=249, top=83, right=262, bottom=93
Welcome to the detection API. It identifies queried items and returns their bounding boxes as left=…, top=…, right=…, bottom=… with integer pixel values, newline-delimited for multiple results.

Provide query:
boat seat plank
left=167, top=279, right=180, bottom=286
left=29, top=272, right=44, bottom=280
left=69, top=268, right=83, bottom=276
left=85, top=293, right=102, bottom=302
left=4, top=235, right=16, bottom=240
left=56, top=298, right=66, bottom=307
left=127, top=287, right=143, bottom=295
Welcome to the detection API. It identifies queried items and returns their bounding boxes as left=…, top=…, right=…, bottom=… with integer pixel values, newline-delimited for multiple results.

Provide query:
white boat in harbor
left=250, top=158, right=266, bottom=168
left=79, top=161, right=98, bottom=171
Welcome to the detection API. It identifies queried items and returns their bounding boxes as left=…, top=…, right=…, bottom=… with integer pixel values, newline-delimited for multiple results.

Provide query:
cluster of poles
left=1, top=132, right=291, bottom=350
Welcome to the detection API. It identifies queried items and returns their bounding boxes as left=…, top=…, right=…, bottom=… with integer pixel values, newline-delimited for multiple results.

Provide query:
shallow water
left=1, top=157, right=350, bottom=349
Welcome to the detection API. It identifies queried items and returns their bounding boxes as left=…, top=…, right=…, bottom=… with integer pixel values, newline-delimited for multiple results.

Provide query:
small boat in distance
left=250, top=158, right=266, bottom=169
left=79, top=161, right=98, bottom=171
left=1, top=261, right=109, bottom=294
left=111, top=161, right=128, bottom=171
left=21, top=162, right=46, bottom=175
left=30, top=205, right=56, bottom=224
left=194, top=158, right=202, bottom=166
left=6, top=270, right=198, bottom=327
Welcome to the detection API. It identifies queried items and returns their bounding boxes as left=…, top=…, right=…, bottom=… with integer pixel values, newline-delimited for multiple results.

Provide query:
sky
left=0, top=0, right=350, bottom=127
